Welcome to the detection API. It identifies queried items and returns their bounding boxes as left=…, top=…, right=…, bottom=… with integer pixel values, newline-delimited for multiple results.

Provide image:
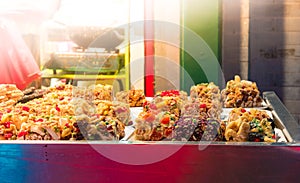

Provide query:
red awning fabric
left=0, top=19, right=41, bottom=90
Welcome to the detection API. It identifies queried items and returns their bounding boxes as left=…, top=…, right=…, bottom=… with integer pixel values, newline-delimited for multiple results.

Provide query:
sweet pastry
left=0, top=84, right=24, bottom=108
left=155, top=90, right=188, bottom=101
left=17, top=120, right=62, bottom=140
left=143, top=90, right=188, bottom=116
left=189, top=82, right=222, bottom=120
left=169, top=116, right=225, bottom=141
left=116, top=89, right=146, bottom=107
left=93, top=100, right=131, bottom=126
left=0, top=83, right=125, bottom=141
left=134, top=111, right=177, bottom=141
left=170, top=85, right=225, bottom=141
left=89, top=84, right=113, bottom=101
left=221, top=75, right=263, bottom=108
left=18, top=87, right=46, bottom=103
left=71, top=84, right=113, bottom=101
left=0, top=121, right=18, bottom=140
left=75, top=115, right=125, bottom=141
left=224, top=108, right=275, bottom=142
left=134, top=90, right=187, bottom=141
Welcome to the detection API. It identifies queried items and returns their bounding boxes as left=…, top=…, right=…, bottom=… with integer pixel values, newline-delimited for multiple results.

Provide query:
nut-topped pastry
left=0, top=84, right=24, bottom=108
left=189, top=82, right=222, bottom=120
left=0, top=82, right=126, bottom=141
left=169, top=117, right=225, bottom=141
left=145, top=90, right=188, bottom=115
left=87, top=84, right=113, bottom=101
left=116, top=89, right=146, bottom=107
left=170, top=85, right=225, bottom=142
left=93, top=100, right=131, bottom=126
left=224, top=108, right=275, bottom=142
left=221, top=75, right=263, bottom=108
left=134, top=110, right=177, bottom=141
left=18, top=87, right=46, bottom=104
left=134, top=90, right=187, bottom=141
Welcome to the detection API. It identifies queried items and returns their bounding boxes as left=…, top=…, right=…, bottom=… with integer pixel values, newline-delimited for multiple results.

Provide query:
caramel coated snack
left=134, top=111, right=177, bottom=141
left=116, top=89, right=146, bottom=107
left=93, top=100, right=131, bottom=126
left=189, top=82, right=222, bottom=120
left=0, top=82, right=127, bottom=141
left=169, top=116, right=225, bottom=142
left=134, top=90, right=187, bottom=141
left=221, top=75, right=263, bottom=108
left=224, top=108, right=275, bottom=142
left=89, top=84, right=113, bottom=101
left=0, top=84, right=24, bottom=108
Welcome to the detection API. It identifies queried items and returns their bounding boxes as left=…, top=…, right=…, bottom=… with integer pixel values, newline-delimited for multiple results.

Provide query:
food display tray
left=0, top=91, right=299, bottom=182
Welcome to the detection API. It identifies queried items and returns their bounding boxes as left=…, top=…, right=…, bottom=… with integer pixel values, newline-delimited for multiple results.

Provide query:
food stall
left=0, top=79, right=299, bottom=182
left=0, top=0, right=299, bottom=183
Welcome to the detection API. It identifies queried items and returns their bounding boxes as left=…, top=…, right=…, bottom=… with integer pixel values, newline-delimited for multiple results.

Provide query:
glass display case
left=39, top=0, right=131, bottom=91
left=39, top=22, right=128, bottom=90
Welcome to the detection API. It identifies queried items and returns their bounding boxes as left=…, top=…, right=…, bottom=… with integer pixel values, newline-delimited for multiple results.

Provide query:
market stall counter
left=0, top=90, right=299, bottom=183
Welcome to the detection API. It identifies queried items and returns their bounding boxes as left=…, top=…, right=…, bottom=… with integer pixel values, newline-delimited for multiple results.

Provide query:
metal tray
left=0, top=91, right=299, bottom=182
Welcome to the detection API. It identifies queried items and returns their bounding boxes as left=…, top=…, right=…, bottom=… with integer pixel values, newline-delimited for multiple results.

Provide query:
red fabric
left=0, top=19, right=41, bottom=90
left=144, top=0, right=155, bottom=97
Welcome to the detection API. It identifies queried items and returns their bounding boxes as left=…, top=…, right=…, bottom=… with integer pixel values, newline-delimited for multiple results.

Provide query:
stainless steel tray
left=0, top=91, right=299, bottom=183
